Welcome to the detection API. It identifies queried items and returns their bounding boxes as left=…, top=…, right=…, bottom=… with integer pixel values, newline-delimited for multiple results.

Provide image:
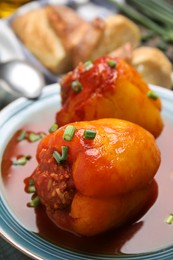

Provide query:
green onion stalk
left=108, top=0, right=173, bottom=42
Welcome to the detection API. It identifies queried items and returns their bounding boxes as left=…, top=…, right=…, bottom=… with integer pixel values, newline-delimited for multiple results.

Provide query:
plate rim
left=0, top=84, right=173, bottom=260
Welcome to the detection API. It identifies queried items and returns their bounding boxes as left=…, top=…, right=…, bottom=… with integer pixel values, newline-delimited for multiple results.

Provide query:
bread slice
left=73, top=14, right=140, bottom=66
left=12, top=6, right=71, bottom=74
left=47, top=6, right=104, bottom=52
left=47, top=6, right=104, bottom=72
left=12, top=7, right=141, bottom=75
left=132, top=47, right=172, bottom=89
left=12, top=5, right=105, bottom=74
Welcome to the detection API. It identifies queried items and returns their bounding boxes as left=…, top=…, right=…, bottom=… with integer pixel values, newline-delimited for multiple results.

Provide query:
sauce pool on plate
left=1, top=118, right=173, bottom=255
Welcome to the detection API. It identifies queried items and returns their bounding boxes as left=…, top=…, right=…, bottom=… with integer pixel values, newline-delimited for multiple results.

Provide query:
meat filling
left=32, top=148, right=76, bottom=211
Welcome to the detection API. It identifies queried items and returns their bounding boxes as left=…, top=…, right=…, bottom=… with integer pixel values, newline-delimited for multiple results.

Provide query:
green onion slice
left=28, top=186, right=36, bottom=193
left=29, top=178, right=34, bottom=186
left=107, top=60, right=117, bottom=68
left=84, top=60, right=93, bottom=71
left=84, top=129, right=97, bottom=139
left=49, top=123, right=58, bottom=133
left=165, top=214, right=173, bottom=224
left=147, top=90, right=158, bottom=100
left=71, top=80, right=83, bottom=93
left=28, top=133, right=41, bottom=142
left=25, top=155, right=32, bottom=160
left=17, top=130, right=26, bottom=142
left=28, top=196, right=40, bottom=208
left=39, top=133, right=46, bottom=139
left=28, top=133, right=45, bottom=142
left=12, top=155, right=31, bottom=166
left=18, top=131, right=46, bottom=142
left=63, top=125, right=76, bottom=141
left=53, top=146, right=68, bottom=164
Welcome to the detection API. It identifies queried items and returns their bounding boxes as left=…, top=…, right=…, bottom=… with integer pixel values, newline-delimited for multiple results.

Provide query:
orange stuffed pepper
left=32, top=119, right=160, bottom=236
left=56, top=56, right=163, bottom=138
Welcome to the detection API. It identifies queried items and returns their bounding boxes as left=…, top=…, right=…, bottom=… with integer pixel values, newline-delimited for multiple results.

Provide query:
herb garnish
left=53, top=146, right=68, bottom=164
left=165, top=214, right=173, bottom=225
left=28, top=196, right=40, bottom=208
left=17, top=130, right=26, bottom=142
left=147, top=90, right=158, bottom=100
left=12, top=155, right=31, bottom=166
left=49, top=123, right=58, bottom=133
left=84, top=60, right=93, bottom=71
left=107, top=60, right=117, bottom=68
left=84, top=129, right=97, bottom=139
left=63, top=125, right=76, bottom=141
left=71, top=80, right=83, bottom=93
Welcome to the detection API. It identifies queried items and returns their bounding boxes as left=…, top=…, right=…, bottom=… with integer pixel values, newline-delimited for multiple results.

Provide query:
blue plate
left=0, top=84, right=173, bottom=260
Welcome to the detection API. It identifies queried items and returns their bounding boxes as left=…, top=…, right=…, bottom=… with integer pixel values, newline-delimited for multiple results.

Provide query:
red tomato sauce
left=1, top=118, right=173, bottom=255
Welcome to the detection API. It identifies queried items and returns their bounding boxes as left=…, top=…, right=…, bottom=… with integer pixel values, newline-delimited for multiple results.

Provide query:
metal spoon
left=0, top=59, right=45, bottom=99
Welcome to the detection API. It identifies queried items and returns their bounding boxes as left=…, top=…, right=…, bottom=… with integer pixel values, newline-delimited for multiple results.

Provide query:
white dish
left=0, top=84, right=173, bottom=260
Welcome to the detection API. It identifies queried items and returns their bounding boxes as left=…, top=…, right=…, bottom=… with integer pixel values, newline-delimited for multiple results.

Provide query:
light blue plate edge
left=0, top=84, right=173, bottom=260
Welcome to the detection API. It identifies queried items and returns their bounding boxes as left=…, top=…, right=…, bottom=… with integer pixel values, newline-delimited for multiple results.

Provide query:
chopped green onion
left=147, top=90, right=158, bottom=100
left=71, top=80, right=83, bottom=93
left=63, top=125, right=76, bottom=141
left=84, top=60, right=93, bottom=71
left=84, top=129, right=97, bottom=139
left=165, top=214, right=173, bottom=225
left=28, top=196, right=40, bottom=208
left=53, top=146, right=68, bottom=164
left=13, top=157, right=27, bottom=166
left=107, top=60, right=117, bottom=68
left=39, top=133, right=46, bottom=139
left=12, top=155, right=31, bottom=166
left=17, top=130, right=26, bottom=142
left=28, top=133, right=45, bottom=142
left=25, top=155, right=32, bottom=160
left=28, top=133, right=41, bottom=142
left=29, top=178, right=34, bottom=186
left=108, top=0, right=173, bottom=42
left=49, top=123, right=58, bottom=133
left=28, top=186, right=36, bottom=193
left=18, top=131, right=46, bottom=142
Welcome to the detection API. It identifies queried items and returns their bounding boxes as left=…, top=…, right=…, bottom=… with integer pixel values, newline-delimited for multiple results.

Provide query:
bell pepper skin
left=56, top=57, right=163, bottom=138
left=32, top=119, right=160, bottom=236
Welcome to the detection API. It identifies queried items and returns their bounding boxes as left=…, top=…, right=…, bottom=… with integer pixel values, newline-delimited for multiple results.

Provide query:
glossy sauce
left=1, top=118, right=173, bottom=255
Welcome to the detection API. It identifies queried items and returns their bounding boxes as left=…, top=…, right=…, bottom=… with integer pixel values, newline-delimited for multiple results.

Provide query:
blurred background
left=0, top=0, right=34, bottom=18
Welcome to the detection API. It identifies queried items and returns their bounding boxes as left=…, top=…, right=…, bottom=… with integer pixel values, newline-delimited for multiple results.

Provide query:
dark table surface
left=0, top=236, right=32, bottom=260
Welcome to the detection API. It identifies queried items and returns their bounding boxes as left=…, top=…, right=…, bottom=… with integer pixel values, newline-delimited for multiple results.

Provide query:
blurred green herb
left=17, top=130, right=26, bottom=142
left=28, top=196, right=40, bottom=208
left=12, top=155, right=31, bottom=166
left=108, top=0, right=173, bottom=42
left=28, top=133, right=46, bottom=142
left=49, top=123, right=58, bottom=133
left=17, top=130, right=46, bottom=142
left=156, top=40, right=168, bottom=52
left=165, top=214, right=173, bottom=225
left=141, top=31, right=156, bottom=42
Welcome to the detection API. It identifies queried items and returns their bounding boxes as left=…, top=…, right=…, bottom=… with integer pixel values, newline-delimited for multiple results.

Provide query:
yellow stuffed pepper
left=32, top=119, right=160, bottom=236
left=56, top=56, right=163, bottom=138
